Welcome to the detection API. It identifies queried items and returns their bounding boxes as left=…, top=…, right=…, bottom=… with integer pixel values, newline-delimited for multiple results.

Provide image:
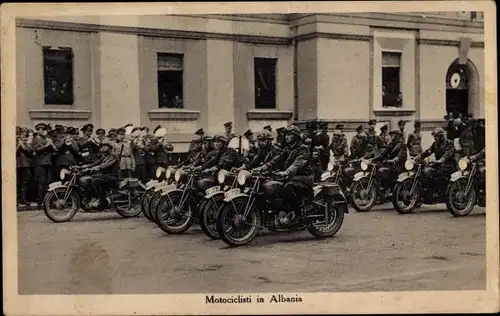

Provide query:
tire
left=199, top=194, right=224, bottom=240
left=216, top=197, right=261, bottom=247
left=148, top=191, right=163, bottom=223
left=114, top=190, right=143, bottom=218
left=446, top=179, right=477, bottom=217
left=307, top=193, right=345, bottom=238
left=43, top=188, right=80, bottom=223
left=140, top=190, right=154, bottom=221
left=351, top=179, right=378, bottom=212
left=155, top=191, right=194, bottom=234
left=392, top=179, right=420, bottom=214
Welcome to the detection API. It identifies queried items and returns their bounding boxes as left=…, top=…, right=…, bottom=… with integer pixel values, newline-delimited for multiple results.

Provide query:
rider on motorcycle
left=468, top=147, right=486, bottom=181
left=414, top=127, right=456, bottom=179
left=195, top=134, right=241, bottom=191
left=78, top=140, right=120, bottom=210
left=253, top=125, right=314, bottom=222
left=239, top=130, right=282, bottom=170
left=371, top=128, right=408, bottom=197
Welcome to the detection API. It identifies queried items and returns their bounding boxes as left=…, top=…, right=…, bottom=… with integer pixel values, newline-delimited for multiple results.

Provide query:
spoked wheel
left=43, top=188, right=79, bottom=223
left=307, top=194, right=345, bottom=238
left=140, top=190, right=155, bottom=221
left=392, top=179, right=420, bottom=214
left=446, top=179, right=476, bottom=217
left=216, top=197, right=261, bottom=247
left=155, top=191, right=193, bottom=234
left=114, top=189, right=143, bottom=218
left=351, top=179, right=378, bottom=212
left=148, top=191, right=163, bottom=223
left=199, top=195, right=224, bottom=240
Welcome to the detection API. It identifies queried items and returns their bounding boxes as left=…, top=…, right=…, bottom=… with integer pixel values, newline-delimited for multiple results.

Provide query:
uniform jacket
left=459, top=128, right=475, bottom=156
left=373, top=140, right=408, bottom=166
left=201, top=147, right=240, bottom=171
left=32, top=135, right=55, bottom=166
left=350, top=134, right=370, bottom=159
left=247, top=145, right=282, bottom=169
left=55, top=136, right=80, bottom=167
left=78, top=136, right=100, bottom=163
left=149, top=137, right=174, bottom=165
left=330, top=135, right=349, bottom=158
left=266, top=142, right=312, bottom=178
left=85, top=153, right=120, bottom=177
left=407, top=131, right=423, bottom=156
left=314, top=132, right=330, bottom=156
left=421, top=139, right=456, bottom=171
left=471, top=148, right=485, bottom=162
left=16, top=142, right=34, bottom=168
left=377, top=134, right=391, bottom=153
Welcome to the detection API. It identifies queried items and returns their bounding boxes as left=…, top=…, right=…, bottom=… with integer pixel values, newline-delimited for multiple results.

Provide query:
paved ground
left=18, top=204, right=486, bottom=294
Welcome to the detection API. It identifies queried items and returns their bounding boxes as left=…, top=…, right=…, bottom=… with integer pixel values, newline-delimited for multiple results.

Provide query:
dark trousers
left=134, top=164, right=148, bottom=183
left=17, top=167, right=31, bottom=204
left=35, top=165, right=53, bottom=204
left=91, top=175, right=118, bottom=201
left=280, top=176, right=314, bottom=213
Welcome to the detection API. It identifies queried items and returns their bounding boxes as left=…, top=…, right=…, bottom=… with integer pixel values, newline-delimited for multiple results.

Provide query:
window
left=254, top=58, right=277, bottom=109
left=43, top=47, right=74, bottom=105
left=382, top=52, right=402, bottom=108
left=157, top=53, right=184, bottom=109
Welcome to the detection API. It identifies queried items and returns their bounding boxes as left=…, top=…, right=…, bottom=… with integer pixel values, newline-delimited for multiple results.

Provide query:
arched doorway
left=445, top=59, right=480, bottom=118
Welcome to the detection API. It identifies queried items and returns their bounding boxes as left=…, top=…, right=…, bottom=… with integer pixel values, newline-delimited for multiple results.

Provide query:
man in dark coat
left=240, top=130, right=282, bottom=170
left=224, top=122, right=237, bottom=139
left=78, top=124, right=99, bottom=164
left=330, top=129, right=349, bottom=162
left=32, top=123, right=56, bottom=206
left=350, top=125, right=370, bottom=159
left=17, top=128, right=34, bottom=206
left=276, top=127, right=286, bottom=149
left=415, top=127, right=456, bottom=178
left=314, top=123, right=331, bottom=171
left=377, top=124, right=390, bottom=153
left=54, top=128, right=80, bottom=177
left=407, top=121, right=423, bottom=158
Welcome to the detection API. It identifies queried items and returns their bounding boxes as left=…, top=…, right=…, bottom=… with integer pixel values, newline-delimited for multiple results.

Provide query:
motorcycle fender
left=313, top=186, right=349, bottom=213
left=223, top=193, right=249, bottom=203
left=450, top=171, right=467, bottom=183
left=153, top=182, right=170, bottom=192
left=145, top=180, right=159, bottom=190
left=47, top=181, right=64, bottom=191
left=353, top=172, right=368, bottom=182
left=205, top=190, right=225, bottom=200
left=160, top=188, right=183, bottom=197
left=397, top=173, right=414, bottom=183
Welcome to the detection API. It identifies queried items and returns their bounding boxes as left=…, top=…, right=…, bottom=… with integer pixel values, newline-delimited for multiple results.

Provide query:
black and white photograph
left=2, top=1, right=498, bottom=315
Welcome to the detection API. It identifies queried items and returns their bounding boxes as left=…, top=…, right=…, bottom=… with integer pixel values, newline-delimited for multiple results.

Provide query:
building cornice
left=247, top=109, right=293, bottom=121
left=148, top=109, right=201, bottom=121
left=417, top=38, right=484, bottom=48
left=29, top=109, right=92, bottom=120
left=295, top=32, right=371, bottom=42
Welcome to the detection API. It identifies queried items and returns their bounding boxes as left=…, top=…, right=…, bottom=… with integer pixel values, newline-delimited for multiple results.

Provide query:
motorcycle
left=392, top=159, right=453, bottom=214
left=198, top=168, right=241, bottom=240
left=350, top=159, right=396, bottom=212
left=43, top=166, right=145, bottom=222
left=146, top=166, right=178, bottom=223
left=321, top=160, right=356, bottom=202
left=445, top=157, right=485, bottom=217
left=216, top=169, right=348, bottom=247
left=140, top=166, right=176, bottom=222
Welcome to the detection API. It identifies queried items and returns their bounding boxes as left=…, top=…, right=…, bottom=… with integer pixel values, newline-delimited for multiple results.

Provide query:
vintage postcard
left=1, top=1, right=498, bottom=315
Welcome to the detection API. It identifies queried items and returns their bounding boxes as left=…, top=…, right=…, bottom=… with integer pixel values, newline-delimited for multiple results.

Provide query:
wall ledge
left=373, top=108, right=416, bottom=116
left=148, top=109, right=200, bottom=121
left=247, top=109, right=293, bottom=120
left=29, top=109, right=92, bottom=120
left=294, top=119, right=368, bottom=132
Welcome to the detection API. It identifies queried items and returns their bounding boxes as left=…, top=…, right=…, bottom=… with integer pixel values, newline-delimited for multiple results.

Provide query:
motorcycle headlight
left=166, top=167, right=175, bottom=180
left=458, top=158, right=468, bottom=171
left=60, top=168, right=70, bottom=180
left=237, top=170, right=250, bottom=186
left=404, top=160, right=414, bottom=171
left=218, top=169, right=229, bottom=184
left=327, top=163, right=334, bottom=172
left=174, top=169, right=182, bottom=182
left=361, top=160, right=369, bottom=171
left=156, top=167, right=165, bottom=179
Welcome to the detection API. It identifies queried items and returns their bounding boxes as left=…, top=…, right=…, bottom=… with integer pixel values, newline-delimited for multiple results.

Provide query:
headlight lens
left=166, top=167, right=173, bottom=180
left=237, top=171, right=247, bottom=186
left=174, top=169, right=182, bottom=182
left=405, top=160, right=414, bottom=171
left=218, top=170, right=226, bottom=184
left=361, top=160, right=369, bottom=171
left=156, top=167, right=165, bottom=179
left=60, top=168, right=69, bottom=180
left=458, top=158, right=468, bottom=171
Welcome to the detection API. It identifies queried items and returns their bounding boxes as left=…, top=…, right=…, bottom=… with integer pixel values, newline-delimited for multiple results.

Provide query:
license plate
left=205, top=186, right=221, bottom=195
left=224, top=188, right=241, bottom=199
left=161, top=184, right=176, bottom=193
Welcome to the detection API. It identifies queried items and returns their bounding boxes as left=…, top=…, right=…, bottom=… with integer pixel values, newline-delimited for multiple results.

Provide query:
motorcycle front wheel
left=446, top=179, right=477, bottom=217
left=148, top=191, right=163, bottom=224
left=140, top=189, right=154, bottom=221
left=199, top=195, right=224, bottom=240
left=43, top=188, right=80, bottom=223
left=307, top=194, right=345, bottom=238
left=392, top=179, right=420, bottom=214
left=351, top=179, right=378, bottom=212
left=217, top=197, right=261, bottom=247
left=155, top=191, right=193, bottom=234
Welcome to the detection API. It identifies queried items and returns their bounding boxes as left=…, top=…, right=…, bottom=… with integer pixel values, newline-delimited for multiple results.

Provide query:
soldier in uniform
left=397, top=120, right=408, bottom=144
left=276, top=127, right=286, bottom=149
left=54, top=126, right=80, bottom=178
left=415, top=127, right=456, bottom=178
left=17, top=127, right=34, bottom=206
left=366, top=119, right=378, bottom=157
left=242, top=129, right=257, bottom=164
left=189, top=128, right=205, bottom=153
left=78, top=124, right=99, bottom=164
left=330, top=128, right=349, bottom=163
left=407, top=120, right=423, bottom=158
left=149, top=128, right=174, bottom=176
left=32, top=123, right=56, bottom=206
left=224, top=122, right=236, bottom=139
left=239, top=130, right=282, bottom=170
left=459, top=119, right=475, bottom=158
left=107, top=128, right=117, bottom=142
left=96, top=128, right=106, bottom=142
left=376, top=124, right=390, bottom=153
left=350, top=125, right=370, bottom=159
left=131, top=127, right=148, bottom=183
left=314, top=122, right=331, bottom=171
left=263, top=125, right=273, bottom=133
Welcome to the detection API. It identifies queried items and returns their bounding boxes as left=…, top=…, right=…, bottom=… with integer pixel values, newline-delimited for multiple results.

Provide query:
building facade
left=16, top=12, right=485, bottom=152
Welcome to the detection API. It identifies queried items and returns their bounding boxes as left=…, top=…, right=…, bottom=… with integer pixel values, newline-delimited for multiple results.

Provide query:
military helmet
left=256, top=130, right=274, bottom=141
left=285, top=125, right=302, bottom=138
left=99, top=140, right=114, bottom=149
left=214, top=134, right=229, bottom=143
left=432, top=127, right=445, bottom=137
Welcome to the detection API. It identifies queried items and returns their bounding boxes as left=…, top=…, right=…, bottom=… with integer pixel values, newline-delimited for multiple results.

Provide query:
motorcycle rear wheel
left=217, top=197, right=261, bottom=247
left=307, top=194, right=345, bottom=238
left=199, top=195, right=224, bottom=240
left=351, top=179, right=378, bottom=212
left=155, top=191, right=193, bottom=234
left=115, top=190, right=143, bottom=218
left=392, top=179, right=420, bottom=214
left=43, top=189, right=79, bottom=223
left=446, top=179, right=476, bottom=217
